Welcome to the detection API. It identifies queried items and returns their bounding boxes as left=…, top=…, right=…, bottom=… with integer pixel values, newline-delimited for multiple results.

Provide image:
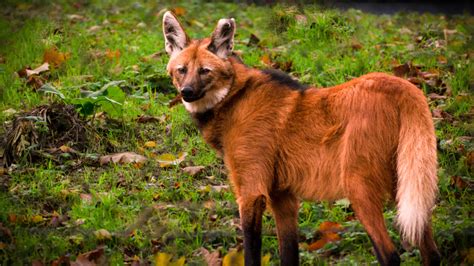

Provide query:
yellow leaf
left=157, top=152, right=187, bottom=168
left=222, top=250, right=244, bottom=266
left=0, top=242, right=6, bottom=249
left=154, top=252, right=185, bottom=266
left=144, top=141, right=157, bottom=148
left=155, top=252, right=172, bottom=265
left=31, top=215, right=44, bottom=223
left=262, top=254, right=271, bottom=266
left=172, top=257, right=185, bottom=266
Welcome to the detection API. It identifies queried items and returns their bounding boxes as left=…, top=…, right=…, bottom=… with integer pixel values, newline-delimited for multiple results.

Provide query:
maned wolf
left=162, top=11, right=440, bottom=266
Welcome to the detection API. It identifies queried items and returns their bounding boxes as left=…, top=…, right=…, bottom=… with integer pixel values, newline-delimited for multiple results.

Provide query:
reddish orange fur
left=163, top=13, right=440, bottom=266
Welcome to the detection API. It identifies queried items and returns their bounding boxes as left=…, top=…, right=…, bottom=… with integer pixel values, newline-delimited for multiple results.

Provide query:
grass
left=0, top=0, right=473, bottom=265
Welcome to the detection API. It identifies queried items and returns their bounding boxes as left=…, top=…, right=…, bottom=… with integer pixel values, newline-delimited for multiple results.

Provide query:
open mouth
left=181, top=92, right=205, bottom=103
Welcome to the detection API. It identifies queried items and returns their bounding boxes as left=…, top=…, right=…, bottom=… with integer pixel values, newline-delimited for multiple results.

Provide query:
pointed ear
left=162, top=11, right=190, bottom=57
left=208, top=18, right=236, bottom=59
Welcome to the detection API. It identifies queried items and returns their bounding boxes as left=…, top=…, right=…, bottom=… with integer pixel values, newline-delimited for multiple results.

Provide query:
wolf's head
left=162, top=12, right=236, bottom=113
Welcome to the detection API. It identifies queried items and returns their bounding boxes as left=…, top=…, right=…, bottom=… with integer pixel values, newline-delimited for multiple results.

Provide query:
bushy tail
left=396, top=92, right=438, bottom=246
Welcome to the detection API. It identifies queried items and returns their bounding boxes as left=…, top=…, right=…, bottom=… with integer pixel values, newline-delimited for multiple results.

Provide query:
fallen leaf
left=200, top=248, right=221, bottom=266
left=31, top=260, right=43, bottom=266
left=211, top=185, right=229, bottom=192
left=8, top=214, right=16, bottom=223
left=203, top=200, right=216, bottom=209
left=27, top=75, right=45, bottom=90
left=100, top=152, right=147, bottom=165
left=59, top=145, right=76, bottom=153
left=144, top=141, right=157, bottom=148
left=428, top=93, right=447, bottom=100
left=2, top=108, right=17, bottom=117
left=50, top=255, right=70, bottom=266
left=437, top=55, right=448, bottom=64
left=67, top=14, right=86, bottom=22
left=157, top=152, right=187, bottom=168
left=392, top=62, right=418, bottom=78
left=171, top=7, right=186, bottom=16
left=247, top=33, right=260, bottom=47
left=295, top=14, right=307, bottom=24
left=306, top=221, right=344, bottom=251
left=450, top=176, right=469, bottom=190
left=141, top=51, right=165, bottom=62
left=31, top=215, right=44, bottom=223
left=319, top=221, right=343, bottom=232
left=94, top=229, right=112, bottom=240
left=182, top=166, right=205, bottom=176
left=169, top=94, right=183, bottom=107
left=87, top=25, right=101, bottom=33
left=0, top=223, right=12, bottom=241
left=0, top=242, right=6, bottom=249
left=222, top=250, right=244, bottom=266
left=466, top=151, right=474, bottom=171
left=261, top=54, right=272, bottom=66
left=261, top=254, right=271, bottom=266
left=71, top=246, right=105, bottom=266
left=43, top=47, right=69, bottom=67
left=464, top=247, right=474, bottom=264
left=80, top=193, right=93, bottom=203
left=351, top=40, right=363, bottom=50
left=136, top=115, right=164, bottom=123
left=307, top=239, right=327, bottom=251
left=26, top=62, right=49, bottom=77
left=154, top=252, right=185, bottom=266
left=105, top=49, right=120, bottom=60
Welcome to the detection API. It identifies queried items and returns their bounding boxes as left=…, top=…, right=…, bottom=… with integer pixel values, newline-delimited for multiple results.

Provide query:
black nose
left=181, top=87, right=194, bottom=98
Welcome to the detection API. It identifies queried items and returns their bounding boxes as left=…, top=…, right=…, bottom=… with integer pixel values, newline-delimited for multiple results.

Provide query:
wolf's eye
left=177, top=67, right=187, bottom=75
left=198, top=67, right=211, bottom=75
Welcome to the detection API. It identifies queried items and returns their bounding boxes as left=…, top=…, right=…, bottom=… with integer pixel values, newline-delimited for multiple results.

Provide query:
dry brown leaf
left=182, top=166, right=205, bottom=176
left=169, top=94, right=183, bottom=107
left=307, top=239, right=327, bottom=251
left=306, top=221, right=344, bottom=251
left=99, top=152, right=147, bottom=165
left=450, top=176, right=469, bottom=190
left=71, top=246, right=105, bottom=266
left=43, top=47, right=69, bottom=67
left=26, top=75, right=45, bottom=90
left=261, top=54, right=272, bottom=66
left=59, top=145, right=76, bottom=153
left=26, top=62, right=49, bottom=77
left=136, top=115, right=165, bottom=123
left=105, top=49, right=121, bottom=60
left=200, top=247, right=221, bottom=266
left=50, top=255, right=70, bottom=266
left=171, top=7, right=186, bottom=16
left=247, top=33, right=260, bottom=47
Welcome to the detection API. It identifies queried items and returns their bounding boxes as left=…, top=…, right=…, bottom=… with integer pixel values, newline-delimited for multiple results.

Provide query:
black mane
left=261, top=69, right=309, bottom=91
